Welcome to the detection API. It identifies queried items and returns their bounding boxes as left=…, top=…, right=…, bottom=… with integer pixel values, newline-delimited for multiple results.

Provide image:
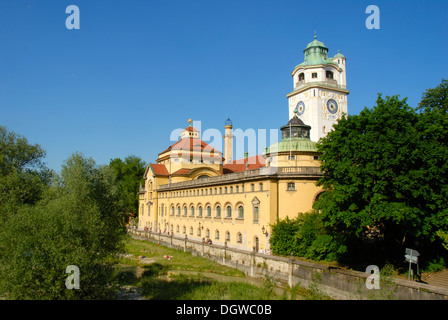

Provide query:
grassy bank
left=118, top=235, right=330, bottom=300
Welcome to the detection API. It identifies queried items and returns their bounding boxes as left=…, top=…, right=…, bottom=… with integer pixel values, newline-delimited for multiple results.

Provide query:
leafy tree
left=417, top=79, right=448, bottom=250
left=0, top=153, right=126, bottom=299
left=109, top=155, right=146, bottom=220
left=0, top=126, right=51, bottom=222
left=315, top=89, right=448, bottom=266
left=270, top=211, right=345, bottom=261
left=269, top=217, right=301, bottom=256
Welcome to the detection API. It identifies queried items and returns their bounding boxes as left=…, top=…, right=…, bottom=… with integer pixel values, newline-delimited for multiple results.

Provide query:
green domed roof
left=267, top=137, right=317, bottom=154
left=333, top=50, right=345, bottom=59
left=296, top=36, right=338, bottom=68
left=305, top=37, right=327, bottom=50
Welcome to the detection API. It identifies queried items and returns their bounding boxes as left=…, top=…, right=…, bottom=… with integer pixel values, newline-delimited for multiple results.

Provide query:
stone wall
left=129, top=228, right=448, bottom=300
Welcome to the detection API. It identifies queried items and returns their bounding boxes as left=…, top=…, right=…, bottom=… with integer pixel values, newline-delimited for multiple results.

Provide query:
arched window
left=171, top=206, right=174, bottom=216
left=226, top=206, right=232, bottom=218
left=183, top=226, right=186, bottom=234
left=198, top=206, right=203, bottom=217
left=215, top=230, right=220, bottom=240
left=298, top=73, right=305, bottom=81
left=190, top=206, right=195, bottom=216
left=177, top=206, right=181, bottom=216
left=189, top=227, right=193, bottom=235
left=326, top=70, right=334, bottom=79
left=183, top=206, right=187, bottom=216
left=206, top=228, right=210, bottom=237
left=237, top=232, right=242, bottom=243
left=216, top=206, right=221, bottom=218
left=207, top=206, right=212, bottom=217
left=225, top=231, right=230, bottom=242
left=176, top=225, right=179, bottom=233
left=238, top=206, right=244, bottom=219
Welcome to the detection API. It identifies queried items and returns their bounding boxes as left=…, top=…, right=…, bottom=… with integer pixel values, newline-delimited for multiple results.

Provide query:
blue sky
left=1, top=0, right=447, bottom=171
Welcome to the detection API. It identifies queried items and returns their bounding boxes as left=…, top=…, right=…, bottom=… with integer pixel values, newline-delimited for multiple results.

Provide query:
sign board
left=405, top=248, right=420, bottom=281
left=405, top=254, right=418, bottom=263
left=405, top=248, right=419, bottom=264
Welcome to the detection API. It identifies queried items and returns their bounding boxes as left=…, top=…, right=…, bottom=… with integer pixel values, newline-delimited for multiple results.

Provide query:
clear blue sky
left=1, top=0, right=447, bottom=171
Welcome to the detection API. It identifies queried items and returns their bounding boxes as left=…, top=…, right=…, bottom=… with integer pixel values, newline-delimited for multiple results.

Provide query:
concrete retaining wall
left=129, top=228, right=448, bottom=300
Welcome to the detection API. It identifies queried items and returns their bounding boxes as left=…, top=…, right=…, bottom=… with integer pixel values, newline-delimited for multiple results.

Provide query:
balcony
left=157, top=166, right=322, bottom=191
left=294, top=79, right=346, bottom=91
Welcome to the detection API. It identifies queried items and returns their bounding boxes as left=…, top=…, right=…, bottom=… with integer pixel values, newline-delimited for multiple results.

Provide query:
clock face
left=296, top=101, right=305, bottom=116
left=326, top=99, right=338, bottom=114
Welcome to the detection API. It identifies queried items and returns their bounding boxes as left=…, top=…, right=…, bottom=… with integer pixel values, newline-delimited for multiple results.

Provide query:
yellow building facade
left=137, top=37, right=347, bottom=252
left=137, top=114, right=324, bottom=252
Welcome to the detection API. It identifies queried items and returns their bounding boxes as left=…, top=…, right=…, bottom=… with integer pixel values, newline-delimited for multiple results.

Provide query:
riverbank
left=117, top=235, right=330, bottom=300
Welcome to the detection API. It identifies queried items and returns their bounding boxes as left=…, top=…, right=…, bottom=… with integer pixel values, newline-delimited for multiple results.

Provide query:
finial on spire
left=188, top=118, right=192, bottom=126
left=314, top=30, right=317, bottom=39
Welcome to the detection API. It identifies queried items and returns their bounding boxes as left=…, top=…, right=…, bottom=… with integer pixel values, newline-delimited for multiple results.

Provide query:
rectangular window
left=312, top=72, right=318, bottom=78
left=259, top=183, right=263, bottom=191
left=287, top=182, right=296, bottom=191
left=253, top=206, right=259, bottom=223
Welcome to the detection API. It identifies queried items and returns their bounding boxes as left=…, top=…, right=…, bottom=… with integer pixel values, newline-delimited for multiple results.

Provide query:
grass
left=117, top=235, right=331, bottom=300
left=119, top=235, right=245, bottom=277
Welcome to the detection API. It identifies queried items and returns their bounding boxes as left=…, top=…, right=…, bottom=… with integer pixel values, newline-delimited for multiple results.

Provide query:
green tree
left=0, top=153, right=126, bottom=299
left=109, top=155, right=146, bottom=220
left=0, top=126, right=51, bottom=222
left=417, top=79, right=448, bottom=251
left=315, top=92, right=448, bottom=266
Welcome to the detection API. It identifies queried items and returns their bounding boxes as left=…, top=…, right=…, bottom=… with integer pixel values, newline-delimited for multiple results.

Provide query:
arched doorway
left=254, top=236, right=259, bottom=252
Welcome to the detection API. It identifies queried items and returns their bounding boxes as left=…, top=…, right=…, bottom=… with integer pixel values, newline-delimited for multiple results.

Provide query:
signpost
left=405, top=248, right=420, bottom=280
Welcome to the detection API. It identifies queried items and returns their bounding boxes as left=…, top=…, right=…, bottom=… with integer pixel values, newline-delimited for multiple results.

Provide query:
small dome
left=333, top=50, right=345, bottom=59
left=305, top=37, right=327, bottom=50
left=267, top=138, right=317, bottom=154
left=225, top=117, right=232, bottom=127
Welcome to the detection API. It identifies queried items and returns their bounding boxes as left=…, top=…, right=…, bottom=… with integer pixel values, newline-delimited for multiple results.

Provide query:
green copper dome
left=266, top=112, right=317, bottom=154
left=267, top=137, right=317, bottom=154
left=305, top=37, right=327, bottom=50
left=296, top=36, right=338, bottom=68
left=333, top=50, right=345, bottom=59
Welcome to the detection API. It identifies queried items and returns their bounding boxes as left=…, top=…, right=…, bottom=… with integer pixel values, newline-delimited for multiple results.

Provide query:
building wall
left=138, top=170, right=323, bottom=252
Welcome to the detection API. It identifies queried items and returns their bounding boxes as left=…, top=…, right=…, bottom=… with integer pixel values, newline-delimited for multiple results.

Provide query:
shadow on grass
left=140, top=274, right=213, bottom=300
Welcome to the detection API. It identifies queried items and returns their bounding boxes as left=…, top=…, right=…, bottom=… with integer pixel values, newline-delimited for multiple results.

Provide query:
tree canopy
left=0, top=152, right=126, bottom=299
left=109, top=155, right=146, bottom=221
left=0, top=126, right=51, bottom=222
left=314, top=80, right=448, bottom=266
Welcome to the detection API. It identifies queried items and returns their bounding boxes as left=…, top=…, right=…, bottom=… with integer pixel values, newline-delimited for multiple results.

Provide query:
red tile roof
left=183, top=126, right=199, bottom=132
left=159, top=137, right=222, bottom=157
left=223, top=155, right=266, bottom=173
left=171, top=168, right=191, bottom=176
left=150, top=163, right=169, bottom=176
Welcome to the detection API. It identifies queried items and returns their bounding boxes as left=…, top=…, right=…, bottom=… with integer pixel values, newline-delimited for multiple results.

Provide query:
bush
left=270, top=211, right=344, bottom=261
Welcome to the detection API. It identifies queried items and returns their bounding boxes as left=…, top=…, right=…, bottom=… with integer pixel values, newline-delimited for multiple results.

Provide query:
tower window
left=312, top=73, right=318, bottom=78
left=298, top=73, right=305, bottom=81
left=326, top=71, right=334, bottom=79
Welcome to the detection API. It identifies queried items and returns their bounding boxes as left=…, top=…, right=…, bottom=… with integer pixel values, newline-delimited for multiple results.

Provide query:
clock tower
left=286, top=36, right=349, bottom=142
